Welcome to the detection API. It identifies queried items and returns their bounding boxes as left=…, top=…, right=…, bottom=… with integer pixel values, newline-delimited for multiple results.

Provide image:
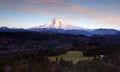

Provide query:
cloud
left=0, top=0, right=120, bottom=26
left=38, top=0, right=120, bottom=25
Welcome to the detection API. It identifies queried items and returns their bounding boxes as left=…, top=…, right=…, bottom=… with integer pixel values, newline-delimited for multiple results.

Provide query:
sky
left=0, top=0, right=120, bottom=30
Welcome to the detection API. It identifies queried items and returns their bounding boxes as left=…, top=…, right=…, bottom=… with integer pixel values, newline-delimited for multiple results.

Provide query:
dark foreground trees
left=0, top=50, right=120, bottom=72
left=83, top=44, right=120, bottom=65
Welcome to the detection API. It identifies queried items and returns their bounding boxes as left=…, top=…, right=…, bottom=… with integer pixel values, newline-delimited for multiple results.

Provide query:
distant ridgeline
left=0, top=18, right=120, bottom=36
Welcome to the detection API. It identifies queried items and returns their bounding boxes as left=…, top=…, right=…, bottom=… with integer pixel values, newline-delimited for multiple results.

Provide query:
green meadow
left=48, top=51, right=93, bottom=64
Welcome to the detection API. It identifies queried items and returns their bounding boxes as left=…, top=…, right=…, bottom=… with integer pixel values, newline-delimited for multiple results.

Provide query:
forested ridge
left=0, top=32, right=120, bottom=72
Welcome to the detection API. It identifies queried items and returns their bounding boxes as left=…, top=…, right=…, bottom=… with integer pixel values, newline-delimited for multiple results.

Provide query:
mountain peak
left=53, top=17, right=63, bottom=22
left=53, top=17, right=62, bottom=21
left=51, top=17, right=64, bottom=26
left=33, top=18, right=85, bottom=30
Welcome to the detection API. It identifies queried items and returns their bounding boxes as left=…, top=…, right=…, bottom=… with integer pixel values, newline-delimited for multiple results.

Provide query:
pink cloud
left=0, top=0, right=120, bottom=26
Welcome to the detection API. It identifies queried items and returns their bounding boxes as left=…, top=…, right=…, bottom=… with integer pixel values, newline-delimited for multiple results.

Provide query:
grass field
left=48, top=51, right=93, bottom=64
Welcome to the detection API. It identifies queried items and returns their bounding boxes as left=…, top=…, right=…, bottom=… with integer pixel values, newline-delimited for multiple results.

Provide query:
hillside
left=0, top=32, right=120, bottom=54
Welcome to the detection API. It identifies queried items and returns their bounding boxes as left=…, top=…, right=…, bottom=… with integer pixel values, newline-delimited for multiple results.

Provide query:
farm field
left=49, top=51, right=93, bottom=63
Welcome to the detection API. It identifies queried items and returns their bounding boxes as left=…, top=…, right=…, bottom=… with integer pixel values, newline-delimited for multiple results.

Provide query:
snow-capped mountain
left=0, top=18, right=119, bottom=36
left=29, top=18, right=120, bottom=36
left=33, top=18, right=84, bottom=30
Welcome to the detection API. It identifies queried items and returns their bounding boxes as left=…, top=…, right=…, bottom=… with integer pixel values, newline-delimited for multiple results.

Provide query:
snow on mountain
left=30, top=18, right=120, bottom=36
left=33, top=18, right=85, bottom=30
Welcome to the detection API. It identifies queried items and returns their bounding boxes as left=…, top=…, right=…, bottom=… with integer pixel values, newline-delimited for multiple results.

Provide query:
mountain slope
left=32, top=18, right=84, bottom=30
left=90, top=29, right=119, bottom=35
left=0, top=26, right=29, bottom=32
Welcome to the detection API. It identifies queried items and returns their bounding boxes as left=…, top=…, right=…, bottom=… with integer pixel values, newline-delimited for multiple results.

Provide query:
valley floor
left=49, top=51, right=93, bottom=64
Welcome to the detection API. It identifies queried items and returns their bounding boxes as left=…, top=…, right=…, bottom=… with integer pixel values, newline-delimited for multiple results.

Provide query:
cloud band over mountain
left=0, top=0, right=120, bottom=30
